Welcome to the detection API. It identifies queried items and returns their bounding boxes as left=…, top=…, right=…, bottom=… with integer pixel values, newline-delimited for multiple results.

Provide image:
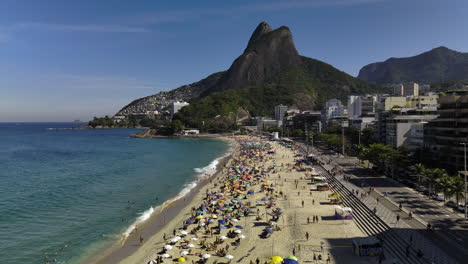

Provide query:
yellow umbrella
left=212, top=214, right=218, bottom=219
left=328, top=193, right=341, bottom=198
left=178, top=257, right=186, bottom=262
left=196, top=215, right=203, bottom=219
left=270, top=256, right=283, bottom=264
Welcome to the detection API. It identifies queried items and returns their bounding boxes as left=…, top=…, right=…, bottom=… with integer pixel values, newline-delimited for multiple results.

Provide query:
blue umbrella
left=247, top=191, right=254, bottom=195
left=218, top=220, right=227, bottom=225
left=264, top=228, right=273, bottom=234
left=208, top=219, right=215, bottom=223
left=186, top=220, right=195, bottom=224
left=235, top=225, right=244, bottom=229
left=219, top=225, right=228, bottom=229
left=283, top=259, right=298, bottom=264
left=261, top=197, right=269, bottom=201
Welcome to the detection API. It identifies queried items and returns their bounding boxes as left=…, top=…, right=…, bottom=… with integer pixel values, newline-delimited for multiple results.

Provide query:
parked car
left=415, top=185, right=427, bottom=192
left=457, top=204, right=466, bottom=213
left=445, top=200, right=457, bottom=208
left=431, top=193, right=445, bottom=201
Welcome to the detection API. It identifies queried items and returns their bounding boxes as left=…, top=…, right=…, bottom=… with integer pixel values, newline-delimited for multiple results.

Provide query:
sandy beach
left=89, top=136, right=376, bottom=264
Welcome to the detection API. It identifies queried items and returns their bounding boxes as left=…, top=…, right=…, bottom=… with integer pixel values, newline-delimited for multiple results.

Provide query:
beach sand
left=89, top=136, right=377, bottom=264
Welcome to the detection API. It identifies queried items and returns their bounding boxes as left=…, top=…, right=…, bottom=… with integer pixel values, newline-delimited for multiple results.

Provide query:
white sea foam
left=120, top=181, right=198, bottom=242
left=120, top=142, right=234, bottom=242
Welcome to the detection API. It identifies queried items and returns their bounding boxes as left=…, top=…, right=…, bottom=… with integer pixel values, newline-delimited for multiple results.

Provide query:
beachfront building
left=424, top=90, right=468, bottom=170
left=170, top=101, right=189, bottom=119
left=182, top=129, right=200, bottom=135
left=392, top=82, right=420, bottom=97
left=274, top=104, right=288, bottom=121
left=407, top=93, right=439, bottom=109
left=256, top=117, right=281, bottom=131
left=291, top=111, right=322, bottom=132
left=383, top=109, right=437, bottom=148
left=348, top=95, right=378, bottom=118
left=322, top=99, right=344, bottom=122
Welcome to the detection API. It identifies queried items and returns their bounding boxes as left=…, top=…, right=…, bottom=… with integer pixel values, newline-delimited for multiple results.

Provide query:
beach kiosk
left=334, top=205, right=353, bottom=219
left=316, top=183, right=330, bottom=191
left=352, top=236, right=382, bottom=257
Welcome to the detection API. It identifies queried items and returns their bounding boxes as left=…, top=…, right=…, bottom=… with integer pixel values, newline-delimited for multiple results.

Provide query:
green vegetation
left=88, top=115, right=140, bottom=128
left=176, top=57, right=383, bottom=131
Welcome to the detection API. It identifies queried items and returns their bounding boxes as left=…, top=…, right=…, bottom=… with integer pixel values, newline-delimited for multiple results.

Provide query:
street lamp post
left=342, top=124, right=345, bottom=156
left=358, top=128, right=361, bottom=146
left=461, top=142, right=467, bottom=220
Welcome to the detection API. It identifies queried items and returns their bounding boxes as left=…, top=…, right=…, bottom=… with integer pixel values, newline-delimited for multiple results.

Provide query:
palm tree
left=414, top=163, right=426, bottom=184
left=448, top=176, right=465, bottom=205
left=435, top=175, right=452, bottom=201
left=426, top=168, right=448, bottom=194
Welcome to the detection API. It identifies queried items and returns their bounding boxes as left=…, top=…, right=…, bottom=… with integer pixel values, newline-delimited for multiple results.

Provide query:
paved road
left=298, top=142, right=467, bottom=263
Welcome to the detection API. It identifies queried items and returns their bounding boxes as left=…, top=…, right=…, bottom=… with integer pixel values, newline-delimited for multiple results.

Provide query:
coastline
left=83, top=137, right=238, bottom=264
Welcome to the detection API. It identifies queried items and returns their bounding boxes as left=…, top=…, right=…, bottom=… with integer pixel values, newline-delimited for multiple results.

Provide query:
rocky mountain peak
left=245, top=21, right=273, bottom=51
left=210, top=22, right=301, bottom=93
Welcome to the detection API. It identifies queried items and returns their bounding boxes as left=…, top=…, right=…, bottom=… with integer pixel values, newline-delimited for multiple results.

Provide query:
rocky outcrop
left=358, top=46, right=468, bottom=84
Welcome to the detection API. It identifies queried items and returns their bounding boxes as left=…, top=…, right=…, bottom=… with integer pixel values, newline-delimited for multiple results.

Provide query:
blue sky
left=1, top=0, right=467, bottom=121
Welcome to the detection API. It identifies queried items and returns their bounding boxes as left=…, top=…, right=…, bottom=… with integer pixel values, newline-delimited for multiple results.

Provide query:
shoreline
left=83, top=137, right=238, bottom=264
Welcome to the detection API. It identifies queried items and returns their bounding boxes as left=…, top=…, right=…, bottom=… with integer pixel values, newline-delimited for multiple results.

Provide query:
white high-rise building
left=323, top=99, right=344, bottom=121
left=170, top=101, right=189, bottom=119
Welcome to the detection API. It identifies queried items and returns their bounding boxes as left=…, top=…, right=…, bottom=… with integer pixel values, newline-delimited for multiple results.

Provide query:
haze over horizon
left=1, top=0, right=467, bottom=122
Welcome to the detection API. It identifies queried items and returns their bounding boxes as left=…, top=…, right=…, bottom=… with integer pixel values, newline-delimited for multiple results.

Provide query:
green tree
left=448, top=176, right=465, bottom=205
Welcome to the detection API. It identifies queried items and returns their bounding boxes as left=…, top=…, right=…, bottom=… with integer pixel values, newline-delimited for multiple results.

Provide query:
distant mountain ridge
left=358, top=47, right=468, bottom=84
left=117, top=22, right=382, bottom=130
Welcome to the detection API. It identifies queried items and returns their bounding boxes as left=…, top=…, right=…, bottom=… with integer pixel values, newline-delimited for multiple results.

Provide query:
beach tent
left=334, top=205, right=353, bottom=220
left=352, top=236, right=382, bottom=256
left=177, top=257, right=186, bottom=262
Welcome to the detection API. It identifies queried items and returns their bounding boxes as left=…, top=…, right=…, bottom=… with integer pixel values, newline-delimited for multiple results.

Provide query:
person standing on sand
left=139, top=235, right=144, bottom=245
left=307, top=217, right=310, bottom=224
left=302, top=200, right=304, bottom=208
left=305, top=231, right=309, bottom=240
left=256, top=257, right=260, bottom=264
left=312, top=199, right=315, bottom=205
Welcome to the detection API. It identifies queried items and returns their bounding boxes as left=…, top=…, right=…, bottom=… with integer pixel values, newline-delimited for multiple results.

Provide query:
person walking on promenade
left=305, top=232, right=309, bottom=240
left=307, top=217, right=310, bottom=224
left=396, top=215, right=400, bottom=223
left=302, top=200, right=304, bottom=208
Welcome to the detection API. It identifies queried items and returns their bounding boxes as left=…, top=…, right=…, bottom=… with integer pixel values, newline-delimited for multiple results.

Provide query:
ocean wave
left=120, top=181, right=198, bottom=242
left=119, top=142, right=233, bottom=243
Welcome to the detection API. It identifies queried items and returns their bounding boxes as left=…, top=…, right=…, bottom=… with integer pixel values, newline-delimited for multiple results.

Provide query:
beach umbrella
left=261, top=197, right=269, bottom=201
left=177, top=257, right=186, bottom=262
left=186, top=220, right=195, bottom=224
left=200, top=223, right=206, bottom=227
left=219, top=225, right=228, bottom=229
left=239, top=235, right=246, bottom=239
left=225, top=255, right=234, bottom=259
left=196, top=210, right=204, bottom=214
left=220, top=235, right=228, bottom=240
left=264, top=228, right=273, bottom=234
left=283, top=259, right=298, bottom=264
left=270, top=256, right=283, bottom=264
left=212, top=214, right=218, bottom=219
left=211, top=200, right=217, bottom=204
left=231, top=218, right=239, bottom=222
left=161, top=253, right=171, bottom=258
left=187, top=243, right=195, bottom=248
left=180, top=251, right=189, bottom=255
left=200, top=218, right=206, bottom=222
left=164, top=244, right=173, bottom=250
left=195, top=215, right=203, bottom=219
left=235, top=225, right=244, bottom=229
left=237, top=212, right=244, bottom=217
left=170, top=238, right=178, bottom=243
left=202, top=254, right=211, bottom=259
left=216, top=206, right=224, bottom=210
left=285, top=256, right=298, bottom=261
left=218, top=219, right=227, bottom=224
left=190, top=237, right=198, bottom=241
left=234, top=229, right=242, bottom=234
left=147, top=260, right=157, bottom=264
left=180, top=231, right=188, bottom=236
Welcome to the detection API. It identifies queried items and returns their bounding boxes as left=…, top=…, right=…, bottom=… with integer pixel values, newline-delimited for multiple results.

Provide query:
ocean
left=0, top=123, right=228, bottom=264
